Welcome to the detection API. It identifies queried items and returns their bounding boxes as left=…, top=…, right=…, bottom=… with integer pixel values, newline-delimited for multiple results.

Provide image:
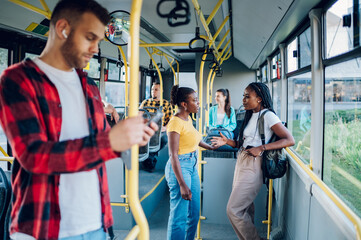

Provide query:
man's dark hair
left=153, top=81, right=160, bottom=86
left=51, top=0, right=110, bottom=27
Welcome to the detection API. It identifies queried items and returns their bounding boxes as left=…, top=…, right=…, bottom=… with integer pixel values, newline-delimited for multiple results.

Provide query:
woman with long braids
left=208, top=89, right=237, bottom=139
left=211, top=82, right=294, bottom=240
left=166, top=85, right=217, bottom=240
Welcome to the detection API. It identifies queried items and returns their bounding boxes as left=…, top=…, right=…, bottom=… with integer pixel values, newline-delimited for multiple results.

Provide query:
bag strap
left=258, top=110, right=270, bottom=146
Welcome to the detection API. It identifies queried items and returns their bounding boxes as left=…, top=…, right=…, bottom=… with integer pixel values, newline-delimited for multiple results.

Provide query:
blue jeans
left=165, top=152, right=200, bottom=240
left=59, top=228, right=106, bottom=240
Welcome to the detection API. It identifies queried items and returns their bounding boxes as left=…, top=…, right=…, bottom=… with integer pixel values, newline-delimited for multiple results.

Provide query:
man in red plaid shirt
left=0, top=0, right=157, bottom=239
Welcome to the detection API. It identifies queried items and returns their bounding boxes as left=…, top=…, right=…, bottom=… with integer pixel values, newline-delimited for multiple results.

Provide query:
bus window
left=272, top=80, right=281, bottom=115
left=288, top=71, right=312, bottom=162
left=0, top=47, right=8, bottom=169
left=287, top=38, right=298, bottom=73
left=84, top=58, right=100, bottom=79
left=108, top=61, right=120, bottom=80
left=325, top=0, right=354, bottom=58
left=299, top=28, right=311, bottom=68
left=323, top=57, right=361, bottom=218
left=25, top=52, right=39, bottom=60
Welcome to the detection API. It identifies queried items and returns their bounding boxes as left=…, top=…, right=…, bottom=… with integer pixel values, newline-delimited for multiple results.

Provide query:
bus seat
left=0, top=168, right=11, bottom=240
left=233, top=109, right=246, bottom=141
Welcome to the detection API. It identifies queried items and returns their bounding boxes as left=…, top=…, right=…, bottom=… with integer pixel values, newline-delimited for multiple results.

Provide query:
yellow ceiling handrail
left=8, top=0, right=51, bottom=19
left=192, top=0, right=221, bottom=60
left=206, top=0, right=224, bottom=26
left=216, top=29, right=230, bottom=52
left=285, top=148, right=361, bottom=240
left=213, top=15, right=229, bottom=41
left=140, top=42, right=188, bottom=47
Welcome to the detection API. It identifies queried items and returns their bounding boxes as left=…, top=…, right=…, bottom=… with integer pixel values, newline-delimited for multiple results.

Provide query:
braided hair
left=216, top=89, right=232, bottom=118
left=238, top=82, right=275, bottom=145
left=170, top=85, right=195, bottom=107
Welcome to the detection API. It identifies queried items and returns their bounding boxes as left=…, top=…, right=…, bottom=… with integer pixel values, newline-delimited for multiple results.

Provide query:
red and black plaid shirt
left=0, top=59, right=118, bottom=240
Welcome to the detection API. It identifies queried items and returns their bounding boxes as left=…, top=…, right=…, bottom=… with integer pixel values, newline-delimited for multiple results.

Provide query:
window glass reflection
left=84, top=58, right=100, bottom=79
left=108, top=62, right=120, bottom=80
left=324, top=58, right=361, bottom=218
left=105, top=81, right=125, bottom=107
left=288, top=72, right=312, bottom=162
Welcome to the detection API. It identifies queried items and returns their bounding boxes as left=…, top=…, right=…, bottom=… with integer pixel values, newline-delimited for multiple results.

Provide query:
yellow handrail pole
left=144, top=47, right=164, bottom=105
left=285, top=148, right=361, bottom=240
left=127, top=0, right=149, bottom=239
left=210, top=71, right=217, bottom=105
left=175, top=60, right=179, bottom=85
left=124, top=225, right=140, bottom=240
left=8, top=0, right=51, bottom=19
left=196, top=51, right=207, bottom=240
left=213, top=15, right=229, bottom=41
left=38, top=0, right=50, bottom=15
left=216, top=29, right=230, bottom=52
left=164, top=55, right=177, bottom=85
left=0, top=157, right=14, bottom=164
left=206, top=0, right=224, bottom=26
left=217, top=39, right=231, bottom=61
left=140, top=42, right=188, bottom=47
left=192, top=0, right=220, bottom=60
left=205, top=68, right=215, bottom=134
left=0, top=146, right=9, bottom=157
left=221, top=48, right=232, bottom=63
left=118, top=46, right=129, bottom=115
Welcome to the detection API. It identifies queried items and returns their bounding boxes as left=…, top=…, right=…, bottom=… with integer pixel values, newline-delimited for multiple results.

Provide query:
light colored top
left=217, top=113, right=225, bottom=125
left=167, top=115, right=202, bottom=155
left=209, top=105, right=236, bottom=132
left=242, top=109, right=281, bottom=148
left=34, top=58, right=102, bottom=237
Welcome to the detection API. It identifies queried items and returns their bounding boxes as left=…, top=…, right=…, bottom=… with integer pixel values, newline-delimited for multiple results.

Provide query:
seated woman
left=208, top=89, right=236, bottom=139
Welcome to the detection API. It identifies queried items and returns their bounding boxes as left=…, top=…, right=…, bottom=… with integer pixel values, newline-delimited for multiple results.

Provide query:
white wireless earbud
left=62, top=29, right=68, bottom=39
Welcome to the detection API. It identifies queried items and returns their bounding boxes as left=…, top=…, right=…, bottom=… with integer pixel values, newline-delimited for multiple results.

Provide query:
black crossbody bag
left=258, top=110, right=288, bottom=183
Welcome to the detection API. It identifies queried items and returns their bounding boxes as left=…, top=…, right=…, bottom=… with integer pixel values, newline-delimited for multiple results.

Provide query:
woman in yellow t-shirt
left=165, top=85, right=216, bottom=240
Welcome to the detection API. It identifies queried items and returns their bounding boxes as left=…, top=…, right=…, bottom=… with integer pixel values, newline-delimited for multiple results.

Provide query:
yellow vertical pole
left=196, top=52, right=207, bottom=240
left=210, top=71, right=217, bottom=105
left=205, top=68, right=215, bottom=135
left=262, top=179, right=273, bottom=239
left=144, top=48, right=163, bottom=105
left=127, top=0, right=148, bottom=239
left=118, top=46, right=129, bottom=116
left=164, top=55, right=177, bottom=85
left=175, top=60, right=179, bottom=85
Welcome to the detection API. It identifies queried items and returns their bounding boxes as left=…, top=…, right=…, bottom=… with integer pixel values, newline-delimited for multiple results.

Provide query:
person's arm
left=246, top=122, right=295, bottom=157
left=103, top=101, right=120, bottom=123
left=0, top=72, right=157, bottom=175
left=199, top=141, right=218, bottom=150
left=211, top=132, right=238, bottom=148
left=168, top=131, right=192, bottom=201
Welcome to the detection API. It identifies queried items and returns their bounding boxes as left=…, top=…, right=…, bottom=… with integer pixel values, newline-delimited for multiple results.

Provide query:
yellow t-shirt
left=167, top=115, right=202, bottom=155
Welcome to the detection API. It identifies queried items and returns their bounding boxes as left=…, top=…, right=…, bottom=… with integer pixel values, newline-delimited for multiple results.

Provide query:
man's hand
left=108, top=116, right=158, bottom=152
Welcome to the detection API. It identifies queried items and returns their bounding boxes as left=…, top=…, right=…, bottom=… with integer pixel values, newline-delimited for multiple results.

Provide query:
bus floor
left=113, top=191, right=267, bottom=240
